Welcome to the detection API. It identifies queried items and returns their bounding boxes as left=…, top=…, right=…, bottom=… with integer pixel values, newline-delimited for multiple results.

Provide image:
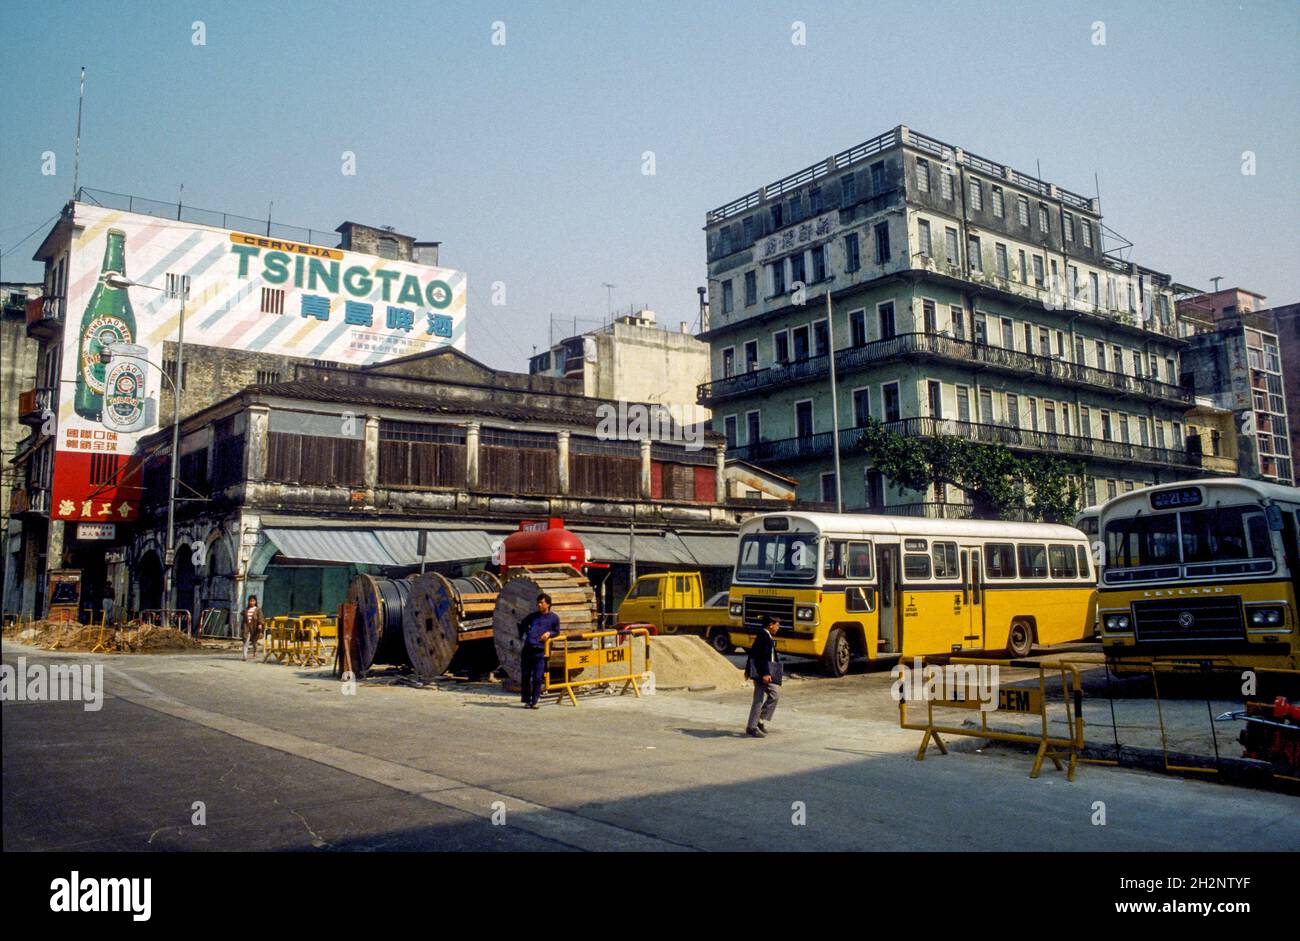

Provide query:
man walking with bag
left=745, top=614, right=782, bottom=737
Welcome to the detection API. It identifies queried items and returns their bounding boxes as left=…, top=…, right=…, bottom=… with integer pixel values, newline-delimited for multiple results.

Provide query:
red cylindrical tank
left=501, top=521, right=587, bottom=569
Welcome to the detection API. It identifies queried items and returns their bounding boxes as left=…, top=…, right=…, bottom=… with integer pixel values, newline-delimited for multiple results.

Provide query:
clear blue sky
left=2, top=0, right=1296, bottom=370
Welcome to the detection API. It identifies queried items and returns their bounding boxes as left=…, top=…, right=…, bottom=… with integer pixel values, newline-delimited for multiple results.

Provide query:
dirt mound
left=649, top=635, right=747, bottom=691
left=2, top=619, right=204, bottom=654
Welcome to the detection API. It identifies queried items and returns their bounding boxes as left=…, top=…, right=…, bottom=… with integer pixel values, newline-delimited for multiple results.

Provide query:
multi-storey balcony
left=18, top=387, right=56, bottom=425
left=25, top=295, right=62, bottom=340
left=727, top=417, right=1208, bottom=472
left=699, top=332, right=1192, bottom=407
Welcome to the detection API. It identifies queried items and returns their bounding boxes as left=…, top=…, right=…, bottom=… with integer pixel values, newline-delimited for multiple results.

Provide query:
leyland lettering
left=229, top=243, right=453, bottom=309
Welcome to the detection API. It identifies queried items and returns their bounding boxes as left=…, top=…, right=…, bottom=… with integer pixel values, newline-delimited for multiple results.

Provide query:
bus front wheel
left=1006, top=619, right=1034, bottom=659
left=822, top=628, right=852, bottom=677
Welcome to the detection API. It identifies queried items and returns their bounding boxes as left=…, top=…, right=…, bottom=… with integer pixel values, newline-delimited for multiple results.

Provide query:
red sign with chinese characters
left=51, top=449, right=144, bottom=523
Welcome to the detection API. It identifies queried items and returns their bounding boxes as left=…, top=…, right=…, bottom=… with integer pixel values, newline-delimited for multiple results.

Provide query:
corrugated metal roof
left=373, top=529, right=496, bottom=565
left=678, top=533, right=738, bottom=569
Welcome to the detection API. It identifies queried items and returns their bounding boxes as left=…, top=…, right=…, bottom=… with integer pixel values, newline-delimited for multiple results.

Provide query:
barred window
left=481, top=427, right=553, bottom=450
left=379, top=420, right=467, bottom=445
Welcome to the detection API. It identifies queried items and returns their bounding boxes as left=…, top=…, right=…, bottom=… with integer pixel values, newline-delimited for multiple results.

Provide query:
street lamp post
left=102, top=272, right=187, bottom=615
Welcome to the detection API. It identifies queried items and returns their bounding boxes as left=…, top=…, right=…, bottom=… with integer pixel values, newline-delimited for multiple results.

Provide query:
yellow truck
left=616, top=572, right=736, bottom=653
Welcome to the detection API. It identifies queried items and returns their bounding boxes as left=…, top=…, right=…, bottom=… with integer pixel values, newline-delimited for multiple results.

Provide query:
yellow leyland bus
left=727, top=513, right=1097, bottom=676
left=1098, top=478, right=1300, bottom=673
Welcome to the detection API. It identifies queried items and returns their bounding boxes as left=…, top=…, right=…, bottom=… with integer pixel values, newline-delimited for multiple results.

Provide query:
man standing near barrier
left=517, top=593, right=560, bottom=708
left=745, top=615, right=782, bottom=737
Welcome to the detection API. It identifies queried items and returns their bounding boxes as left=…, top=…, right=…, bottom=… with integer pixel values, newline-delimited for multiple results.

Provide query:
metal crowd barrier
left=544, top=628, right=652, bottom=706
left=140, top=609, right=193, bottom=635
left=263, top=614, right=337, bottom=666
left=899, top=657, right=1086, bottom=781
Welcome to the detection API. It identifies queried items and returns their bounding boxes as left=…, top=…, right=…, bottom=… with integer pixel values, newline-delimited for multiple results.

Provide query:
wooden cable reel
left=401, top=571, right=503, bottom=679
left=344, top=574, right=412, bottom=676
left=492, top=565, right=600, bottom=687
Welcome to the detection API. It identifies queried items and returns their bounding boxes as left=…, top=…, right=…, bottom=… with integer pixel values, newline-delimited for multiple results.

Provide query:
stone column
left=715, top=444, right=726, bottom=503
left=363, top=415, right=379, bottom=491
left=556, top=430, right=570, bottom=495
left=639, top=438, right=653, bottom=500
left=465, top=422, right=481, bottom=490
left=245, top=406, right=270, bottom=482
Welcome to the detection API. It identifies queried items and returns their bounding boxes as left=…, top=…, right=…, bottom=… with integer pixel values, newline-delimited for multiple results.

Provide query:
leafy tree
left=855, top=419, right=1083, bottom=521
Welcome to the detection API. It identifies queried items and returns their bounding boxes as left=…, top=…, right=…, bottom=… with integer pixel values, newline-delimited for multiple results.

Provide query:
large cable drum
left=344, top=574, right=411, bottom=675
left=492, top=565, right=599, bottom=686
left=404, top=572, right=461, bottom=679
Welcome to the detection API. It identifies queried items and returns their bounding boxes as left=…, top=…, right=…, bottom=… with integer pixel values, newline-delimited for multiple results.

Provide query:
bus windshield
left=1105, top=504, right=1271, bottom=569
left=736, top=533, right=820, bottom=582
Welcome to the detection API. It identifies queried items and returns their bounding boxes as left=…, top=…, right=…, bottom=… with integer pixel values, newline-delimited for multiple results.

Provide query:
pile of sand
left=2, top=619, right=203, bottom=654
left=648, top=635, right=747, bottom=691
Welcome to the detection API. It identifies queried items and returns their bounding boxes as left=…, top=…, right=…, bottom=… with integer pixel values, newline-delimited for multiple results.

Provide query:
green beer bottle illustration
left=75, top=229, right=137, bottom=420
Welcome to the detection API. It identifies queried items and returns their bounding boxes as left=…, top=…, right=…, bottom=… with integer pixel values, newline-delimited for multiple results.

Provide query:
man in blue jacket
left=517, top=593, right=560, bottom=708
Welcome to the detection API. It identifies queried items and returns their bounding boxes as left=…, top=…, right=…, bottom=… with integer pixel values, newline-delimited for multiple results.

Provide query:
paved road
left=4, top=641, right=1297, bottom=851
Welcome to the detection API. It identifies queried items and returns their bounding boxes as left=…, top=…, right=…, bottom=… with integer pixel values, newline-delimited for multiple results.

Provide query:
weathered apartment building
left=1178, top=288, right=1294, bottom=485
left=699, top=125, right=1207, bottom=513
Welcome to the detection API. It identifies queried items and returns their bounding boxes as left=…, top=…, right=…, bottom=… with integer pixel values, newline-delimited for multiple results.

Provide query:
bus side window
left=1076, top=544, right=1092, bottom=580
left=846, top=586, right=874, bottom=612
left=971, top=552, right=981, bottom=605
left=847, top=541, right=873, bottom=579
left=824, top=540, right=846, bottom=579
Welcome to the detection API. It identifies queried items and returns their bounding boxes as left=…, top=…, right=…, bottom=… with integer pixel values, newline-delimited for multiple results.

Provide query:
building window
left=724, top=415, right=737, bottom=449
left=165, top=272, right=190, bottom=300
left=841, top=174, right=857, bottom=206
left=969, top=179, right=983, bottom=211
left=1017, top=195, right=1030, bottom=226
left=811, top=244, right=827, bottom=282
left=255, top=369, right=281, bottom=384
left=790, top=252, right=806, bottom=286
left=883, top=382, right=901, bottom=423
left=260, top=287, right=285, bottom=315
left=922, top=299, right=937, bottom=333
left=770, top=204, right=783, bottom=229
left=916, top=158, right=930, bottom=194
left=956, top=386, right=971, bottom=422
left=747, top=411, right=761, bottom=444
left=853, top=388, right=871, bottom=426
left=813, top=320, right=829, bottom=357
left=870, top=160, right=886, bottom=193
left=927, top=380, right=943, bottom=418
left=1081, top=220, right=1093, bottom=249
left=950, top=305, right=965, bottom=340
left=844, top=232, right=860, bottom=273
left=722, top=347, right=735, bottom=377
left=744, top=340, right=758, bottom=372
left=1107, top=480, right=1118, bottom=500
left=995, top=243, right=1009, bottom=279
left=769, top=261, right=785, bottom=296
left=967, top=236, right=983, bottom=272
left=795, top=400, right=814, bottom=438
left=1032, top=254, right=1045, bottom=287
left=944, top=227, right=959, bottom=267
left=1075, top=336, right=1086, bottom=364
left=1018, top=249, right=1028, bottom=282
left=1089, top=272, right=1100, bottom=306
left=991, top=186, right=1004, bottom=218
left=721, top=279, right=733, bottom=314
left=1062, top=211, right=1074, bottom=242
left=1080, top=407, right=1091, bottom=437
left=1101, top=411, right=1112, bottom=440
left=1037, top=203, right=1049, bottom=232
left=918, top=219, right=932, bottom=258
left=1006, top=393, right=1020, bottom=428
left=809, top=186, right=822, bottom=215
left=1068, top=265, right=1079, bottom=297
left=743, top=216, right=754, bottom=245
left=163, top=358, right=188, bottom=390
left=1003, top=318, right=1016, bottom=350
left=792, top=325, right=810, bottom=361
left=874, top=222, right=891, bottom=263
left=773, top=331, right=790, bottom=364
left=377, top=237, right=399, bottom=260
left=878, top=301, right=896, bottom=340
left=744, top=271, right=757, bottom=306
left=978, top=389, right=994, bottom=424
left=973, top=313, right=987, bottom=345
left=821, top=473, right=838, bottom=504
left=1022, top=323, right=1032, bottom=352
left=940, top=166, right=954, bottom=200
left=849, top=309, right=866, bottom=347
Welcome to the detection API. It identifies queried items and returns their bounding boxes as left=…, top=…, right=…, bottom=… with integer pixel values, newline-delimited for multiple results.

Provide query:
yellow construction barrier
left=544, top=628, right=651, bottom=706
left=899, top=657, right=1085, bottom=781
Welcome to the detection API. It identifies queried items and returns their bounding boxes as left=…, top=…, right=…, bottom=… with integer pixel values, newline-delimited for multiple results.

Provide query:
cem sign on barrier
left=50, top=201, right=468, bottom=523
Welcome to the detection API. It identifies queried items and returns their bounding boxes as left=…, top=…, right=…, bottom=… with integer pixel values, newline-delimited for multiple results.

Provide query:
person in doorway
left=242, top=595, right=265, bottom=661
left=517, top=593, right=560, bottom=708
left=745, top=615, right=781, bottom=737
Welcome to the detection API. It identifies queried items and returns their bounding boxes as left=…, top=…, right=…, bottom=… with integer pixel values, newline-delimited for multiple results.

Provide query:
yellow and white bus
left=727, top=513, right=1097, bottom=676
left=1098, top=478, right=1300, bottom=673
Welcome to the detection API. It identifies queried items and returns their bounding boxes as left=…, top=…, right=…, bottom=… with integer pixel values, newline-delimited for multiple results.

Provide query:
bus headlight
left=729, top=602, right=743, bottom=617
left=795, top=605, right=817, bottom=622
left=1104, top=613, right=1131, bottom=632
left=1248, top=606, right=1284, bottom=627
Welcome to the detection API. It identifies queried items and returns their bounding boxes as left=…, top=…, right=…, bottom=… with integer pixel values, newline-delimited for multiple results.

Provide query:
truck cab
left=616, top=572, right=736, bottom=653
